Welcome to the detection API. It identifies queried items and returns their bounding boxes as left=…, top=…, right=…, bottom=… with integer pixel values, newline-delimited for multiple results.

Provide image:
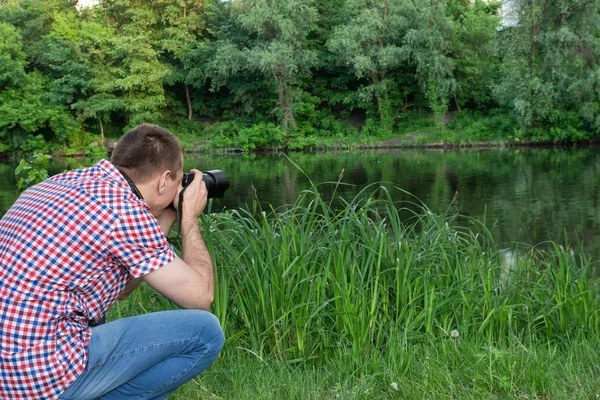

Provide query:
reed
left=112, top=179, right=600, bottom=367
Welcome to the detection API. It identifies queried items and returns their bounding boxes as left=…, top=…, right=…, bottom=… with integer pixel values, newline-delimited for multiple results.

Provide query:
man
left=0, top=124, right=224, bottom=399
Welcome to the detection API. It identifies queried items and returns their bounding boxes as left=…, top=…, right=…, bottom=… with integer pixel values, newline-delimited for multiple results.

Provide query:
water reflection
left=2, top=148, right=600, bottom=262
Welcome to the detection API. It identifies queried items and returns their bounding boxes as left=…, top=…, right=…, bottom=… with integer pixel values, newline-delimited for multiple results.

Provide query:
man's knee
left=188, top=310, right=225, bottom=357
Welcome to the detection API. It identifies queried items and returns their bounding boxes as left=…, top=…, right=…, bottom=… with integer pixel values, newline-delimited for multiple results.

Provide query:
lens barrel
left=182, top=170, right=229, bottom=198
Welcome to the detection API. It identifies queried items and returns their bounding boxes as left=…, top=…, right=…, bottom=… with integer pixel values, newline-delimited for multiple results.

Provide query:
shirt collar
left=96, top=159, right=126, bottom=183
left=95, top=159, right=148, bottom=206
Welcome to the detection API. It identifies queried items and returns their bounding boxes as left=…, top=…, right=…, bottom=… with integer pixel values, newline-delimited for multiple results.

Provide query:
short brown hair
left=111, top=123, right=183, bottom=183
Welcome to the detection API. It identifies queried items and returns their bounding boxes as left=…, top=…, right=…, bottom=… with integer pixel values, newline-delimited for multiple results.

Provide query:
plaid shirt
left=0, top=159, right=176, bottom=399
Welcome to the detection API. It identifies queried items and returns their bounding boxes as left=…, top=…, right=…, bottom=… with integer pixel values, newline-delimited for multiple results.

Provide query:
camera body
left=182, top=170, right=229, bottom=198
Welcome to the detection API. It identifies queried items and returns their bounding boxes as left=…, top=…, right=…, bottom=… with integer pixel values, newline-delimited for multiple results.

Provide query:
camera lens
left=181, top=170, right=229, bottom=198
left=202, top=170, right=229, bottom=198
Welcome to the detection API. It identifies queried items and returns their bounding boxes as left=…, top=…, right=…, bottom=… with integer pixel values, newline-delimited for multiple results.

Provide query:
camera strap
left=176, top=187, right=187, bottom=241
left=119, top=170, right=144, bottom=200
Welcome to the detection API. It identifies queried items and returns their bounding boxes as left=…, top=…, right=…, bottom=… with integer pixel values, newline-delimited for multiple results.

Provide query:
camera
left=182, top=170, right=229, bottom=198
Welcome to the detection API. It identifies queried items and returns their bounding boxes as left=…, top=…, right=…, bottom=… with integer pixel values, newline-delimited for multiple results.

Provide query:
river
left=2, top=147, right=599, bottom=264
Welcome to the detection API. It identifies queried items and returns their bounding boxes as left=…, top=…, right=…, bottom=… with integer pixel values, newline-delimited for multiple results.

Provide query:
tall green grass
left=112, top=179, right=600, bottom=366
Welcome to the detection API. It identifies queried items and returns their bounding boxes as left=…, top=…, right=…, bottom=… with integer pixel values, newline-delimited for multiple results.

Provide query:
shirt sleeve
left=106, top=205, right=176, bottom=278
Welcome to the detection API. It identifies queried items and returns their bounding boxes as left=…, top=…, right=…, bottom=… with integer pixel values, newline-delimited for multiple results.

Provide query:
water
left=2, top=147, right=600, bottom=262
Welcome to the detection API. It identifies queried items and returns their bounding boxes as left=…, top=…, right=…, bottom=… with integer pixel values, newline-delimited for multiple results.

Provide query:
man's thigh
left=59, top=309, right=223, bottom=400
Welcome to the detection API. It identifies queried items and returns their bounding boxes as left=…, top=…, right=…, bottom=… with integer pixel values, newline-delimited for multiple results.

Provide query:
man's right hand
left=174, top=169, right=209, bottom=221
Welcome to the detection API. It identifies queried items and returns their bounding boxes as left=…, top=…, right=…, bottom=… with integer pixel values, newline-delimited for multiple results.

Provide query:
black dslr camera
left=182, top=170, right=229, bottom=198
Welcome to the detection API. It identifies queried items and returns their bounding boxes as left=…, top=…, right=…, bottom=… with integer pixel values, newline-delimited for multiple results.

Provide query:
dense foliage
left=1, top=0, right=600, bottom=153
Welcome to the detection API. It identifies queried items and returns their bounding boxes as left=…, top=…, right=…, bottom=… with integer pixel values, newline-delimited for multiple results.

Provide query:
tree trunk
left=98, top=116, right=104, bottom=142
left=454, top=88, right=462, bottom=112
left=185, top=83, right=193, bottom=120
left=370, top=71, right=387, bottom=123
left=278, top=80, right=295, bottom=132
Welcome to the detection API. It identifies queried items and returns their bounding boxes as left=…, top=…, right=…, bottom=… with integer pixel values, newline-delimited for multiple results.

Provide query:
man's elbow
left=187, top=293, right=214, bottom=310
left=198, top=294, right=214, bottom=310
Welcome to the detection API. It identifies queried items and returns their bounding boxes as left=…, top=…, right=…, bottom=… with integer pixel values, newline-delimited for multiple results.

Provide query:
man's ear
left=158, top=170, right=172, bottom=195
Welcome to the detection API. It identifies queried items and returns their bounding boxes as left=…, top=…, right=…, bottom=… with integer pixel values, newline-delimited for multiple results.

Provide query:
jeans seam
left=138, top=337, right=212, bottom=400
left=92, top=339, right=189, bottom=369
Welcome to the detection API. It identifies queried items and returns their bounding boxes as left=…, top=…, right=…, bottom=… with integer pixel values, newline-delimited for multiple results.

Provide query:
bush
left=15, top=153, right=49, bottom=191
left=395, top=110, right=436, bottom=136
left=204, top=121, right=286, bottom=150
left=448, top=109, right=518, bottom=141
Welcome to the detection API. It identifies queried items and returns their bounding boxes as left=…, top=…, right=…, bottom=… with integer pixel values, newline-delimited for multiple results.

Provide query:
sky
left=500, top=0, right=519, bottom=27
left=75, top=0, right=98, bottom=11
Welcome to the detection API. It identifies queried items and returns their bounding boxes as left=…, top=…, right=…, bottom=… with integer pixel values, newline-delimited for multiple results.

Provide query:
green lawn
left=171, top=336, right=600, bottom=399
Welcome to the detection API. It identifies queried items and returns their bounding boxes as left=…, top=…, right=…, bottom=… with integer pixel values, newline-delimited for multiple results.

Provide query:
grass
left=108, top=176, right=600, bottom=399
left=171, top=336, right=600, bottom=399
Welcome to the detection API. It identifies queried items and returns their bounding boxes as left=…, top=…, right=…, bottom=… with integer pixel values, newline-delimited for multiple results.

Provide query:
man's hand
left=173, top=169, right=208, bottom=222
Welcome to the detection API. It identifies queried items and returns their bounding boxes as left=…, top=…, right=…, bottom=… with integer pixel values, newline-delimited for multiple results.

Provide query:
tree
left=402, top=0, right=456, bottom=123
left=155, top=0, right=212, bottom=121
left=494, top=0, right=600, bottom=139
left=92, top=0, right=171, bottom=126
left=328, top=0, right=455, bottom=129
left=327, top=0, right=406, bottom=131
left=0, top=22, right=26, bottom=88
left=70, top=13, right=125, bottom=141
left=0, top=1, right=81, bottom=151
left=35, top=12, right=91, bottom=108
left=447, top=0, right=501, bottom=110
left=0, top=70, right=79, bottom=152
left=201, top=0, right=319, bottom=132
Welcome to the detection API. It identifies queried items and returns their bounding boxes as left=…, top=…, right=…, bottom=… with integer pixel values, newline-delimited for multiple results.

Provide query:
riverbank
left=184, top=135, right=600, bottom=155
left=3, top=112, right=599, bottom=160
left=175, top=111, right=599, bottom=153
left=179, top=120, right=600, bottom=153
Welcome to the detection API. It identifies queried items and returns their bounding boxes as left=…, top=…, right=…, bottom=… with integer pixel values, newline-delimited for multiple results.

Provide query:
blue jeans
left=59, top=310, right=225, bottom=400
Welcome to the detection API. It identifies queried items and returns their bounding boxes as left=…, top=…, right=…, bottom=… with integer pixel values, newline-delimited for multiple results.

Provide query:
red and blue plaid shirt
left=0, top=159, right=176, bottom=399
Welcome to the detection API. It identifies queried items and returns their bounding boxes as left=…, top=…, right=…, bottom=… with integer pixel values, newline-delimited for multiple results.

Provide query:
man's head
left=111, top=123, right=183, bottom=183
left=112, top=124, right=184, bottom=216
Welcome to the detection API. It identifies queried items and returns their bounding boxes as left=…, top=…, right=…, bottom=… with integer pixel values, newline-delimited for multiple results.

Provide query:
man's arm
left=156, top=206, right=178, bottom=234
left=119, top=207, right=179, bottom=300
left=142, top=170, right=215, bottom=310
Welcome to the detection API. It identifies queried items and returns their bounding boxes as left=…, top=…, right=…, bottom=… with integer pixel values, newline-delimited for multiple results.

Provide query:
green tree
left=0, top=22, right=27, bottom=88
left=0, top=70, right=78, bottom=152
left=201, top=0, right=319, bottom=132
left=328, top=0, right=456, bottom=129
left=403, top=0, right=456, bottom=123
left=92, top=0, right=170, bottom=126
left=494, top=0, right=600, bottom=139
left=0, top=1, right=80, bottom=152
left=35, top=11, right=91, bottom=110
left=155, top=0, right=213, bottom=121
left=327, top=0, right=406, bottom=132
left=114, top=5, right=171, bottom=125
left=448, top=0, right=501, bottom=110
left=70, top=11, right=125, bottom=141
